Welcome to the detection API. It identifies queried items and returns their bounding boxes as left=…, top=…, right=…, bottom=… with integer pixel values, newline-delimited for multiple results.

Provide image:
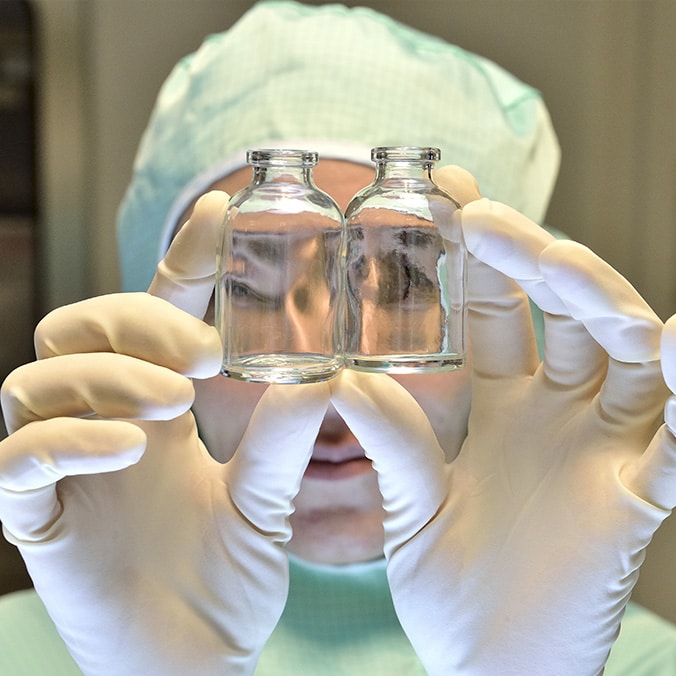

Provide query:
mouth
left=304, top=443, right=374, bottom=480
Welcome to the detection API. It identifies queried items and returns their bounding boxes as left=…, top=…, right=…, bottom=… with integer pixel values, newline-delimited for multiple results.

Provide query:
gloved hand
left=330, top=168, right=676, bottom=675
left=0, top=191, right=330, bottom=675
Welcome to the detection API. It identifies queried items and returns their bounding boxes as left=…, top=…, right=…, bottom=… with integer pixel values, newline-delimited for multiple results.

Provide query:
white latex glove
left=331, top=169, right=675, bottom=675
left=0, top=191, right=330, bottom=675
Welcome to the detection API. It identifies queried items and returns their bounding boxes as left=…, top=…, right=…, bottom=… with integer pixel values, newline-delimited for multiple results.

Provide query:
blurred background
left=1, top=0, right=674, bottom=622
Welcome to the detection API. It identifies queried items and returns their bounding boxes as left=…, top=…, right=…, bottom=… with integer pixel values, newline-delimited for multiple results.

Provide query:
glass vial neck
left=372, top=146, right=440, bottom=181
left=247, top=149, right=318, bottom=185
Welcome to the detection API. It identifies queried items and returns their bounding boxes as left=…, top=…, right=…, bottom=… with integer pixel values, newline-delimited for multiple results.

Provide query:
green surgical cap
left=116, top=0, right=560, bottom=292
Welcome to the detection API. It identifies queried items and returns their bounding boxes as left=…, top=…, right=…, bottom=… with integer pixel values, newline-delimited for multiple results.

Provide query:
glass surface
left=217, top=149, right=345, bottom=384
left=342, top=146, right=467, bottom=373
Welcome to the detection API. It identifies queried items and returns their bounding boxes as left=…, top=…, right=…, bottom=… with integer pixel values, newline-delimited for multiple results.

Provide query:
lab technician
left=1, top=2, right=676, bottom=674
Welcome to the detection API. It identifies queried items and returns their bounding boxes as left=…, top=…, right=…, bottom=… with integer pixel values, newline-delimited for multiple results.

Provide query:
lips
left=304, top=443, right=373, bottom=480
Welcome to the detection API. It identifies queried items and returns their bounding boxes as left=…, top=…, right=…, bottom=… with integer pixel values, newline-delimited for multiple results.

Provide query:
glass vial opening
left=247, top=149, right=318, bottom=168
left=371, top=146, right=441, bottom=163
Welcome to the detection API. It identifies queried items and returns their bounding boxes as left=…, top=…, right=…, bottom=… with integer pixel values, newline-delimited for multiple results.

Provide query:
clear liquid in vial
left=222, top=353, right=343, bottom=384
left=344, top=352, right=465, bottom=374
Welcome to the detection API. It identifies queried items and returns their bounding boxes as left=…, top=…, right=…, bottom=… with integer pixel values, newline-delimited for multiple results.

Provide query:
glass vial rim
left=371, top=146, right=441, bottom=163
left=246, top=148, right=318, bottom=167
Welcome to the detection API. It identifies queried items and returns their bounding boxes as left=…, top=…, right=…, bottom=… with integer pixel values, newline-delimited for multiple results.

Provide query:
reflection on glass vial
left=216, top=149, right=345, bottom=384
left=343, top=146, right=467, bottom=373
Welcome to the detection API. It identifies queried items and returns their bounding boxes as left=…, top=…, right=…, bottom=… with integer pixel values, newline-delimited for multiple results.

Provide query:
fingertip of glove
left=191, top=190, right=230, bottom=223
left=329, top=368, right=378, bottom=400
left=112, top=420, right=148, bottom=463
left=433, top=165, right=482, bottom=206
left=661, top=319, right=676, bottom=393
left=185, top=325, right=223, bottom=379
left=264, top=380, right=331, bottom=411
left=0, top=419, right=148, bottom=492
left=540, top=240, right=662, bottom=362
left=329, top=370, right=410, bottom=418
left=140, top=374, right=196, bottom=421
left=168, top=377, right=197, bottom=416
left=460, top=199, right=524, bottom=265
left=665, top=397, right=676, bottom=430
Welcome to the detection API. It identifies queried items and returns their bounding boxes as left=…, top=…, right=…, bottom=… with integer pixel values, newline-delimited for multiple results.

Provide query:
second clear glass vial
left=343, top=146, right=467, bottom=373
left=216, top=149, right=345, bottom=384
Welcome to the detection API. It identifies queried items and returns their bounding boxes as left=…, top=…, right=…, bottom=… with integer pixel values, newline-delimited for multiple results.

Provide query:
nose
left=316, top=403, right=360, bottom=446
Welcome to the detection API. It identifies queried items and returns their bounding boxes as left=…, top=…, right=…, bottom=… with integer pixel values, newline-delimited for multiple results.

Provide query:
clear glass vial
left=216, top=149, right=345, bottom=384
left=342, top=146, right=467, bottom=373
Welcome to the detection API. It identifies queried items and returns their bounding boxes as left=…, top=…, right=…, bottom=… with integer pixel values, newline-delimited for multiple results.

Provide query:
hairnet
left=117, top=0, right=560, bottom=292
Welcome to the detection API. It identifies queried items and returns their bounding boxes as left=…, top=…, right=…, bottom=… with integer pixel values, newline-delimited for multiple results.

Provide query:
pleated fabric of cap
left=116, top=0, right=560, bottom=292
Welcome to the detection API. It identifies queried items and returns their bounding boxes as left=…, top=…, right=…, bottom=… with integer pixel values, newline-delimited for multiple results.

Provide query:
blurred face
left=184, top=159, right=472, bottom=565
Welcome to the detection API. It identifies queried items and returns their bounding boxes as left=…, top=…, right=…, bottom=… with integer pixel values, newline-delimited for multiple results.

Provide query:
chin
left=288, top=472, right=386, bottom=565
left=286, top=524, right=385, bottom=566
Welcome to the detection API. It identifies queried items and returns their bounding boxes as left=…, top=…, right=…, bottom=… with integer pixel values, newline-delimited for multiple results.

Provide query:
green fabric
left=0, top=558, right=675, bottom=674
left=0, top=589, right=81, bottom=675
left=116, top=0, right=560, bottom=293
left=606, top=603, right=676, bottom=674
left=257, top=556, right=423, bottom=674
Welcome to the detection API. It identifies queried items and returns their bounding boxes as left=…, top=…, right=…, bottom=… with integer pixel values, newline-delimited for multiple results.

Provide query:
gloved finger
left=598, top=358, right=666, bottom=430
left=621, top=315, right=676, bottom=509
left=539, top=240, right=662, bottom=363
left=148, top=190, right=229, bottom=319
left=466, top=251, right=541, bottom=379
left=2, top=353, right=195, bottom=434
left=462, top=199, right=604, bottom=385
left=539, top=313, right=608, bottom=391
left=539, top=241, right=663, bottom=422
left=226, top=381, right=330, bottom=542
left=0, top=418, right=146, bottom=493
left=620, top=423, right=676, bottom=512
left=0, top=418, right=146, bottom=539
left=462, top=198, right=563, bottom=380
left=433, top=165, right=481, bottom=208
left=34, top=293, right=222, bottom=380
left=462, top=199, right=566, bottom=315
left=329, top=369, right=448, bottom=556
left=662, top=314, right=676, bottom=395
